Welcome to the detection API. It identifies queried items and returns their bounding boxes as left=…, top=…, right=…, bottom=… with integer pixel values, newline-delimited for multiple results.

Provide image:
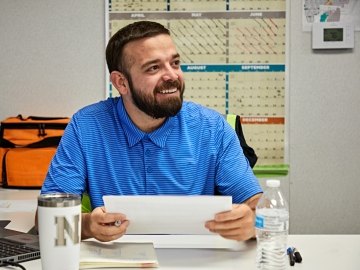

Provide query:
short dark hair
left=106, top=21, right=170, bottom=73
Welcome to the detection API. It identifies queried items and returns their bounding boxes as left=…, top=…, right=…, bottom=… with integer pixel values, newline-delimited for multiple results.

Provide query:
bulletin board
left=106, top=0, right=289, bottom=177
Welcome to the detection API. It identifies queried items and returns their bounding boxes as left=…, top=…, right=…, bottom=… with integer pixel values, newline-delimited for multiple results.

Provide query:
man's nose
left=162, top=66, right=179, bottom=81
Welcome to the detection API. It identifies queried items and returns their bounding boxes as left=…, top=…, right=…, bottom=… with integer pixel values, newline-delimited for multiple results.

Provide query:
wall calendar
left=106, top=0, right=289, bottom=176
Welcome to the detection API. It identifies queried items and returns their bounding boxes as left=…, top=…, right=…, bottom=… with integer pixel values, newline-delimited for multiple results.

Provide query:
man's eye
left=173, top=60, right=181, bottom=67
left=148, top=65, right=159, bottom=72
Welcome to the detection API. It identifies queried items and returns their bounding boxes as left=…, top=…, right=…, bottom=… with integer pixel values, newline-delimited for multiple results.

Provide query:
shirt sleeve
left=215, top=119, right=262, bottom=203
left=41, top=114, right=87, bottom=196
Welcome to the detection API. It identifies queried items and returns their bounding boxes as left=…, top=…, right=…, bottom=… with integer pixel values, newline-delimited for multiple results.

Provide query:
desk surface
left=1, top=189, right=359, bottom=270
left=1, top=235, right=359, bottom=270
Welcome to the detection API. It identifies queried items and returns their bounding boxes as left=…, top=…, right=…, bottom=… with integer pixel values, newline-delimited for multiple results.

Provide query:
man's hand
left=205, top=194, right=261, bottom=241
left=82, top=206, right=129, bottom=242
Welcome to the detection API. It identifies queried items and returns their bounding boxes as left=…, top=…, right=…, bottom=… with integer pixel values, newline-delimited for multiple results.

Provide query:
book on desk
left=80, top=241, right=158, bottom=269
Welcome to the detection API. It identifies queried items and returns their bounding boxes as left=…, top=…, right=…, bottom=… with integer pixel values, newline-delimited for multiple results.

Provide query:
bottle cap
left=266, top=179, right=280, bottom=188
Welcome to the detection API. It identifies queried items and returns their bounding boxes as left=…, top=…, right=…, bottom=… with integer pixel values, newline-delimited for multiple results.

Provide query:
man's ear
left=110, top=71, right=128, bottom=95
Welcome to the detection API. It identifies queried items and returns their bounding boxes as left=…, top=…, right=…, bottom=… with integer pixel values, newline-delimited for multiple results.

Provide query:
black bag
left=227, top=114, right=258, bottom=168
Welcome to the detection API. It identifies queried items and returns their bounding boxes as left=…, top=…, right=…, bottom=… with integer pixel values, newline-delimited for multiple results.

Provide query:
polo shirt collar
left=116, top=98, right=176, bottom=148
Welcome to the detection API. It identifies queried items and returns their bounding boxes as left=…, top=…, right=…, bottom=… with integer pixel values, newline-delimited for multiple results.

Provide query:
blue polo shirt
left=41, top=97, right=262, bottom=208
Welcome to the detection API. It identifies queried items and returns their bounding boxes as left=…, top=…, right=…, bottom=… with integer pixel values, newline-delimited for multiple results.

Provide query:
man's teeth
left=159, top=88, right=177, bottom=94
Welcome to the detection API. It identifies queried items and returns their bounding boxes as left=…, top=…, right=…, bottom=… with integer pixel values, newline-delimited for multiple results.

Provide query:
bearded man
left=39, top=21, right=262, bottom=242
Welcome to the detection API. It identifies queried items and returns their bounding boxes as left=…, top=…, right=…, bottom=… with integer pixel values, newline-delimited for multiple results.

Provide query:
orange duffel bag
left=0, top=115, right=69, bottom=188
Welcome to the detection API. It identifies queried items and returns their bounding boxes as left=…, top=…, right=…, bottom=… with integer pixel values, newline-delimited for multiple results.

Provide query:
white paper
left=103, top=195, right=232, bottom=235
left=0, top=200, right=37, bottom=212
left=2, top=212, right=37, bottom=232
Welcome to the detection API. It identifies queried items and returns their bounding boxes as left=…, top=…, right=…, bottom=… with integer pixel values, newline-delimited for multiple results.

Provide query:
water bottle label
left=255, top=212, right=289, bottom=232
left=255, top=215, right=264, bottom=228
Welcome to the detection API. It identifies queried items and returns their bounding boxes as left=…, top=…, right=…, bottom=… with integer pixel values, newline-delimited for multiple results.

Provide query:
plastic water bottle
left=255, top=179, right=289, bottom=270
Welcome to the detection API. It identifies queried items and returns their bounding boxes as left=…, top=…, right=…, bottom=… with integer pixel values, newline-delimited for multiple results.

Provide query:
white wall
left=289, top=2, right=360, bottom=234
left=1, top=1, right=359, bottom=234
left=0, top=0, right=105, bottom=120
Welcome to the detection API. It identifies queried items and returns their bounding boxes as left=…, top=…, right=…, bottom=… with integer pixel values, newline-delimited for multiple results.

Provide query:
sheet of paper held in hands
left=103, top=195, right=232, bottom=235
left=80, top=241, right=158, bottom=269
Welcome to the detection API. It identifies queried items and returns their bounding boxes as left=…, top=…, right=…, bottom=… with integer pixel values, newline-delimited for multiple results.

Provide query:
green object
left=320, top=12, right=329, bottom=22
left=81, top=193, right=92, bottom=213
left=253, top=164, right=289, bottom=178
left=226, top=114, right=237, bottom=130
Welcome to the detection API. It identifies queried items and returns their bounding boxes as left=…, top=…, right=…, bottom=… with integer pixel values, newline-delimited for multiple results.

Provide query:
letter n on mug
left=55, top=215, right=80, bottom=246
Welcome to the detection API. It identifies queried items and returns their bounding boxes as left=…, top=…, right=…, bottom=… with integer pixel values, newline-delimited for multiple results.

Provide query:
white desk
left=1, top=189, right=359, bottom=269
left=1, top=235, right=359, bottom=270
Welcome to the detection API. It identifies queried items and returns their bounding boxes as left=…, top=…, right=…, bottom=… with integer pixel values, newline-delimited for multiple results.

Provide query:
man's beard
left=127, top=76, right=184, bottom=119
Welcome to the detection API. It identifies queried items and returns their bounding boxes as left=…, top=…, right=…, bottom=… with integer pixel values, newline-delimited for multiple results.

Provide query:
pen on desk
left=287, top=247, right=295, bottom=266
left=293, top=247, right=302, bottom=263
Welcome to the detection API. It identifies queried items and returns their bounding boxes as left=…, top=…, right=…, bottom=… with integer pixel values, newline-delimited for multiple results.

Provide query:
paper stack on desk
left=80, top=241, right=158, bottom=269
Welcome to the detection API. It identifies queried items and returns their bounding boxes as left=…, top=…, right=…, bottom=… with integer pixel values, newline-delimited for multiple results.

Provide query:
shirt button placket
left=145, top=149, right=152, bottom=173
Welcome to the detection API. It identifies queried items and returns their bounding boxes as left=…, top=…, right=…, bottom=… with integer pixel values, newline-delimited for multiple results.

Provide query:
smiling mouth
left=158, top=88, right=178, bottom=94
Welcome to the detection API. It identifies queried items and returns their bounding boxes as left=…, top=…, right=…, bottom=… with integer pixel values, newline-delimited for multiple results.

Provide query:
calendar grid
left=107, top=0, right=288, bottom=169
